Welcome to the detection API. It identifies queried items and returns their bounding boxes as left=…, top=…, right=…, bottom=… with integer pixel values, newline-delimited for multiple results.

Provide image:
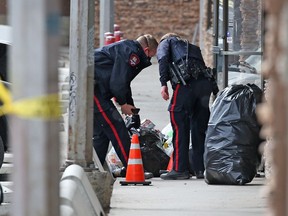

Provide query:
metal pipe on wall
left=222, top=0, right=229, bottom=89
left=99, top=0, right=114, bottom=47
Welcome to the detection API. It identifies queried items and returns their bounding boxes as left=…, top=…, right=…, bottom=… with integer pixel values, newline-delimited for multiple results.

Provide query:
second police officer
left=157, top=32, right=218, bottom=180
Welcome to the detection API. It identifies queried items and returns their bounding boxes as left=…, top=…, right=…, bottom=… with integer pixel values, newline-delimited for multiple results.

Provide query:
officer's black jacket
left=157, top=36, right=205, bottom=86
left=94, top=40, right=152, bottom=105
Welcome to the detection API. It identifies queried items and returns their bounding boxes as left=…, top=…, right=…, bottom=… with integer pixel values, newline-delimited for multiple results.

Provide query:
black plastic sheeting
left=204, top=84, right=263, bottom=185
left=139, top=127, right=170, bottom=177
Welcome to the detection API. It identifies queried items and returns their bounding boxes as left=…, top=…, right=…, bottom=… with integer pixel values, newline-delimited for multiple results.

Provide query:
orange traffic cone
left=159, top=152, right=173, bottom=175
left=167, top=153, right=173, bottom=171
left=120, top=134, right=151, bottom=186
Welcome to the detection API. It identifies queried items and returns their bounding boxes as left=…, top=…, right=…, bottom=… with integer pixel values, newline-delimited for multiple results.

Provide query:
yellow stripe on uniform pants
left=0, top=81, right=61, bottom=120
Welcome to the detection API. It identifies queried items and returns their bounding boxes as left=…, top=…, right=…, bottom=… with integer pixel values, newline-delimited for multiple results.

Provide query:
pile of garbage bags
left=204, top=84, right=263, bottom=185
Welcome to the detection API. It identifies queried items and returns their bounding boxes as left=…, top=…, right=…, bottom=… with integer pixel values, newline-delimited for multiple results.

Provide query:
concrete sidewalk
left=107, top=61, right=268, bottom=216
left=108, top=176, right=267, bottom=216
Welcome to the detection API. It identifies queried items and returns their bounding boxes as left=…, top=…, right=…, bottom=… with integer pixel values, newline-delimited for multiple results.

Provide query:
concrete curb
left=60, top=164, right=105, bottom=216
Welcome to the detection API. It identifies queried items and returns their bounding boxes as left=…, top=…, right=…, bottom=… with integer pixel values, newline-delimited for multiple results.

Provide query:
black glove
left=125, top=114, right=141, bottom=130
left=212, top=81, right=219, bottom=96
left=131, top=114, right=141, bottom=129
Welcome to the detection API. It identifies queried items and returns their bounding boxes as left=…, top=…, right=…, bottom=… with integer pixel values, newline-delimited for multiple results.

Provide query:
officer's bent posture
left=93, top=35, right=158, bottom=169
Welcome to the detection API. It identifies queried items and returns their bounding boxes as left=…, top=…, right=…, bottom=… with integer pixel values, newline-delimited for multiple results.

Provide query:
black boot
left=195, top=170, right=204, bottom=179
left=160, top=170, right=190, bottom=180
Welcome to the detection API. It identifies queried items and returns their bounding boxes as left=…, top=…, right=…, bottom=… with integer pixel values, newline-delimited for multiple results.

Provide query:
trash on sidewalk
left=161, top=123, right=174, bottom=157
left=139, top=126, right=170, bottom=177
left=204, top=84, right=263, bottom=185
left=106, top=148, right=124, bottom=177
left=106, top=117, right=171, bottom=178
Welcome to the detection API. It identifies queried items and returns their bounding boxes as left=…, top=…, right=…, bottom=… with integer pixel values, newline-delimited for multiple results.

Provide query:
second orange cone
left=167, top=152, right=173, bottom=171
left=120, top=134, right=151, bottom=186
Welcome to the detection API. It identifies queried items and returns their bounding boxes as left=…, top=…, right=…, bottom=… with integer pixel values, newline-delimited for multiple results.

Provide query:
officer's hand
left=161, top=86, right=169, bottom=101
left=121, top=103, right=135, bottom=115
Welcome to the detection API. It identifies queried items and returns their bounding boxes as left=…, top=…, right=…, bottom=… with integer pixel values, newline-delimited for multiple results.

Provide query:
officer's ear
left=144, top=47, right=150, bottom=58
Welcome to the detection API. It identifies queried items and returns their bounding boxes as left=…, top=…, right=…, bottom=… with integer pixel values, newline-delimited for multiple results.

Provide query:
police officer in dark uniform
left=157, top=33, right=218, bottom=180
left=93, top=34, right=158, bottom=170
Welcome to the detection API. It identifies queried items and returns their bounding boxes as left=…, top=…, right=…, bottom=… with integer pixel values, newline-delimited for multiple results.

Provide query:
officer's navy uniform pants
left=93, top=92, right=130, bottom=168
left=169, top=76, right=212, bottom=172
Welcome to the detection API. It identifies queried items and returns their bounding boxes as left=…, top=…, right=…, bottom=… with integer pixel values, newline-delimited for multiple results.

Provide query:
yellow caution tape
left=0, top=80, right=12, bottom=105
left=0, top=81, right=61, bottom=120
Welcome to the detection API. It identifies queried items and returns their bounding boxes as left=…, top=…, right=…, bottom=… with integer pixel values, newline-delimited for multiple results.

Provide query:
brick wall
left=94, top=0, right=200, bottom=47
left=200, top=0, right=214, bottom=67
left=239, top=0, right=262, bottom=60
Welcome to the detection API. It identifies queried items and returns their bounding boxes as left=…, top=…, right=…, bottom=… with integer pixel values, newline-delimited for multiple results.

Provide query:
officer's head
left=160, top=32, right=180, bottom=43
left=137, top=34, right=158, bottom=58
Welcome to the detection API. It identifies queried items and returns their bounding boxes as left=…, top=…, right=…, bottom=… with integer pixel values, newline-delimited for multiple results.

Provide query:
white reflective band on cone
left=130, top=143, right=140, bottom=149
left=128, top=159, right=143, bottom=165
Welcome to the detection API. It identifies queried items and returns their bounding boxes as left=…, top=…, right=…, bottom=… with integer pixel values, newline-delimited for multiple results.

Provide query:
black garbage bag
left=139, top=127, right=170, bottom=177
left=204, top=84, right=263, bottom=185
left=125, top=115, right=170, bottom=177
